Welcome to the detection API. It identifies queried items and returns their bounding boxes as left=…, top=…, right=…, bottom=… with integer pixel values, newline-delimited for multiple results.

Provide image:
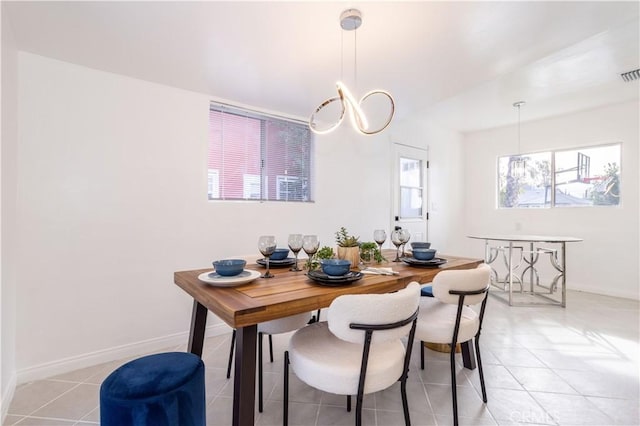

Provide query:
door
left=391, top=144, right=429, bottom=243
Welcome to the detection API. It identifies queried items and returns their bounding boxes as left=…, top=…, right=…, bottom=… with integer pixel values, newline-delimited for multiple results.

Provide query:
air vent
left=620, top=68, right=640, bottom=82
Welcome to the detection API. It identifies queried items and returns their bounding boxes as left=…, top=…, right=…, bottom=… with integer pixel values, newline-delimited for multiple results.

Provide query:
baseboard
left=16, top=323, right=231, bottom=385
left=569, top=284, right=640, bottom=301
left=1, top=372, right=17, bottom=424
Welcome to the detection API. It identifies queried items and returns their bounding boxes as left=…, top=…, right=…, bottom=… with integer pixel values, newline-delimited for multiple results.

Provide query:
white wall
left=13, top=53, right=398, bottom=382
left=462, top=101, right=639, bottom=300
left=1, top=3, right=19, bottom=417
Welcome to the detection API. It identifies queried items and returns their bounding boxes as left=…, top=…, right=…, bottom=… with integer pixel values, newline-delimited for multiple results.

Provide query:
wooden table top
left=174, top=252, right=483, bottom=328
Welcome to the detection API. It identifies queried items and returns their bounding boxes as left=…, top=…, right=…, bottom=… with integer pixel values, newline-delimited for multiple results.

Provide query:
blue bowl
left=270, top=248, right=290, bottom=261
left=212, top=259, right=246, bottom=276
left=320, top=259, right=351, bottom=276
left=411, top=242, right=431, bottom=250
left=412, top=248, right=436, bottom=261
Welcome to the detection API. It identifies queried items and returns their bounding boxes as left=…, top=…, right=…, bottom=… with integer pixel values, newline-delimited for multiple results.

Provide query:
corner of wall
left=0, top=372, right=17, bottom=422
left=1, top=2, right=20, bottom=418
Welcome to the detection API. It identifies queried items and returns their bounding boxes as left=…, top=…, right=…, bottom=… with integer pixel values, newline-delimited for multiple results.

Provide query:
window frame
left=497, top=142, right=621, bottom=209
left=207, top=102, right=314, bottom=203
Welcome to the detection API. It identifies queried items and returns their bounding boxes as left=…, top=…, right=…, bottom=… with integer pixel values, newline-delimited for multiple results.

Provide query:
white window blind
left=208, top=103, right=313, bottom=202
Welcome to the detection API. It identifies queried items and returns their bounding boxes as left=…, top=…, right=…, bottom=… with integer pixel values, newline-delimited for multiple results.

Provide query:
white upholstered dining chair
left=414, top=264, right=491, bottom=426
left=283, top=282, right=421, bottom=426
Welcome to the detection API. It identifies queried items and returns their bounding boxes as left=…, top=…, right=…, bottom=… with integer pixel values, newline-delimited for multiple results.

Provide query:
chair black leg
left=226, top=329, right=236, bottom=379
left=450, top=344, right=459, bottom=426
left=258, top=332, right=264, bottom=413
left=283, top=351, right=289, bottom=426
left=347, top=395, right=351, bottom=412
left=475, top=335, right=487, bottom=403
left=268, top=334, right=274, bottom=363
left=316, top=309, right=321, bottom=322
left=401, top=377, right=411, bottom=426
left=355, top=393, right=363, bottom=426
left=420, top=340, right=425, bottom=370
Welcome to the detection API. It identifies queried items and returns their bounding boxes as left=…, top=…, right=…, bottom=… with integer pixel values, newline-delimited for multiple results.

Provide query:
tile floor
left=3, top=290, right=639, bottom=426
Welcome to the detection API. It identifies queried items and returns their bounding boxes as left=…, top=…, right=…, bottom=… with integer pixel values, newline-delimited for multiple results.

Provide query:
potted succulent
left=335, top=227, right=361, bottom=266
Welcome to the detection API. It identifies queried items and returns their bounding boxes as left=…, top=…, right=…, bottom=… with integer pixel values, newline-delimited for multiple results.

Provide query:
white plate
left=197, top=269, right=261, bottom=287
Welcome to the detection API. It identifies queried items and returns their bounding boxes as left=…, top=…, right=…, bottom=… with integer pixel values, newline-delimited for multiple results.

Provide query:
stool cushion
left=100, top=352, right=205, bottom=426
left=420, top=285, right=434, bottom=297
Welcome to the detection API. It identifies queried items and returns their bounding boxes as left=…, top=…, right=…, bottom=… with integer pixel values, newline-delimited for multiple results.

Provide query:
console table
left=467, top=235, right=582, bottom=307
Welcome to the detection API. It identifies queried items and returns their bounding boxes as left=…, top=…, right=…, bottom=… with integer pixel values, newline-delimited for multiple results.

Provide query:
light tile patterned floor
left=3, top=290, right=639, bottom=425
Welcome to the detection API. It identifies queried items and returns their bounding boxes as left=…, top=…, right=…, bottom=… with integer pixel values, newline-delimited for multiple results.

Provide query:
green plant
left=335, top=227, right=360, bottom=247
left=316, top=246, right=335, bottom=259
left=359, top=241, right=386, bottom=263
left=306, top=246, right=334, bottom=270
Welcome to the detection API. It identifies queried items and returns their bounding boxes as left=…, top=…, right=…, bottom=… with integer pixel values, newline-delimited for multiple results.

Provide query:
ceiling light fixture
left=512, top=101, right=527, bottom=178
left=309, top=9, right=395, bottom=135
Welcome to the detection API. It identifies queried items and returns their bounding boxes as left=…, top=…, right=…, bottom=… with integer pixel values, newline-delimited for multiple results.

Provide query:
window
left=555, top=145, right=620, bottom=207
left=399, top=157, right=423, bottom=218
left=208, top=103, right=313, bottom=202
left=498, top=152, right=552, bottom=208
left=498, top=143, right=621, bottom=208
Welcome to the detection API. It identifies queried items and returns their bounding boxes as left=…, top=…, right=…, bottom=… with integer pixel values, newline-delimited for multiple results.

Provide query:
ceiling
left=4, top=1, right=639, bottom=132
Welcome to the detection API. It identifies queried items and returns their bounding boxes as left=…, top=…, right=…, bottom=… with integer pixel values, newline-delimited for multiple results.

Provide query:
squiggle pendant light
left=309, top=9, right=395, bottom=135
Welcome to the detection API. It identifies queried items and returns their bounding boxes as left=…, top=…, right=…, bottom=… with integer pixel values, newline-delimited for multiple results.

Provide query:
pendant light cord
left=517, top=104, right=521, bottom=155
left=340, top=29, right=344, bottom=82
left=354, top=27, right=358, bottom=92
left=513, top=101, right=525, bottom=155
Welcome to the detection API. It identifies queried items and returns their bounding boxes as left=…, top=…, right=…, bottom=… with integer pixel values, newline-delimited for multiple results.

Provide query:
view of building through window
left=208, top=104, right=313, bottom=202
left=498, top=144, right=621, bottom=208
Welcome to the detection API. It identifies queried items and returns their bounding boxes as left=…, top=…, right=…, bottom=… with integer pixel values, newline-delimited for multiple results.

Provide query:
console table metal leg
left=529, top=242, right=535, bottom=293
left=508, top=242, right=513, bottom=306
left=561, top=242, right=567, bottom=308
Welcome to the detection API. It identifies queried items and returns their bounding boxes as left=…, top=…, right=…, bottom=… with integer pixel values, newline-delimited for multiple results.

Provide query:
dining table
left=174, top=251, right=484, bottom=426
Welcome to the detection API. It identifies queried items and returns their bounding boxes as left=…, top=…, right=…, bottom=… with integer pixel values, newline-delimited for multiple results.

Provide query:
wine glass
left=302, top=235, right=319, bottom=269
left=373, top=229, right=387, bottom=255
left=391, top=230, right=403, bottom=262
left=288, top=234, right=304, bottom=272
left=399, top=229, right=411, bottom=257
left=258, top=235, right=277, bottom=278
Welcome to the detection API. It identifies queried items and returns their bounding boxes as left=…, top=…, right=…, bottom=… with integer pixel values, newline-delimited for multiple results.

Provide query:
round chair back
left=432, top=264, right=491, bottom=305
left=328, top=282, right=421, bottom=344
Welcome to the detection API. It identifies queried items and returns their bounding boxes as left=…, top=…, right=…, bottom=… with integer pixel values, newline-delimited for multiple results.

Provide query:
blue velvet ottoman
left=100, top=352, right=206, bottom=426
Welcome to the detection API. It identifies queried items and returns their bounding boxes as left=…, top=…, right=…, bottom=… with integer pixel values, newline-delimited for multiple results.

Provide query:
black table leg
left=233, top=325, right=257, bottom=426
left=188, top=300, right=208, bottom=357
left=461, top=340, right=476, bottom=370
